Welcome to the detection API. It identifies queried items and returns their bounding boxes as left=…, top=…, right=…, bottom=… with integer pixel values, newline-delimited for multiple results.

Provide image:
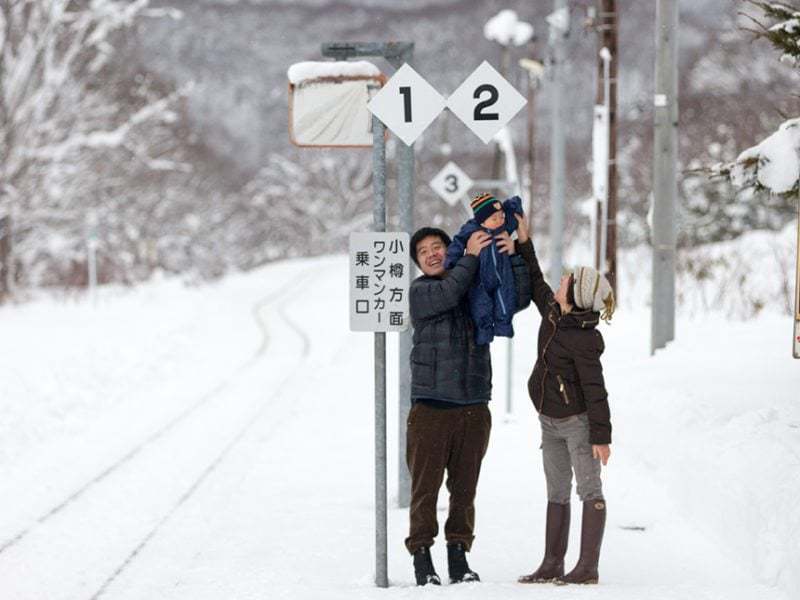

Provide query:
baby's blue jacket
left=444, top=196, right=523, bottom=345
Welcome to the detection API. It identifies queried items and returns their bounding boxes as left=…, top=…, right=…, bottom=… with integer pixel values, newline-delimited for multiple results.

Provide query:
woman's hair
left=566, top=273, right=576, bottom=307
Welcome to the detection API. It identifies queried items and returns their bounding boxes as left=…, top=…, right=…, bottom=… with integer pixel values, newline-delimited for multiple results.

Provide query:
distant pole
left=527, top=72, right=536, bottom=220
left=593, top=49, right=611, bottom=273
left=86, top=211, right=98, bottom=304
left=372, top=115, right=388, bottom=589
left=597, top=0, right=618, bottom=296
left=651, top=0, right=678, bottom=354
left=548, top=0, right=569, bottom=287
left=519, top=57, right=544, bottom=231
left=0, top=215, right=10, bottom=303
left=491, top=45, right=512, bottom=202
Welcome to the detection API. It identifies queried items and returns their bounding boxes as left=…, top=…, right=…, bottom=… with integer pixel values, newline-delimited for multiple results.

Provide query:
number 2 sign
left=367, top=61, right=527, bottom=146
left=446, top=61, right=528, bottom=143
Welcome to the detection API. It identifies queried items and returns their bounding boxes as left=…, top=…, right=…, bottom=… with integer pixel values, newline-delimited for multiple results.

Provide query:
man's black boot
left=412, top=546, right=441, bottom=586
left=447, top=542, right=480, bottom=583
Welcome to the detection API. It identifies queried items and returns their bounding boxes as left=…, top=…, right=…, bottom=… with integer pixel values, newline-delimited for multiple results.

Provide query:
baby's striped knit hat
left=470, top=193, right=502, bottom=224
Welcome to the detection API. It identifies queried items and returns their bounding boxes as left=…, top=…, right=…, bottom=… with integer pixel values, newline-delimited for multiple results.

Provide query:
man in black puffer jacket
left=405, top=226, right=531, bottom=586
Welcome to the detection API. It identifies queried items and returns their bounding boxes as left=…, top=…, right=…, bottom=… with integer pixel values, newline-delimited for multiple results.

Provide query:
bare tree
left=0, top=0, right=184, bottom=293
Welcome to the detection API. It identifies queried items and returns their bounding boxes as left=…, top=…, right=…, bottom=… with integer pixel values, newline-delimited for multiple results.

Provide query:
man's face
left=416, top=235, right=447, bottom=277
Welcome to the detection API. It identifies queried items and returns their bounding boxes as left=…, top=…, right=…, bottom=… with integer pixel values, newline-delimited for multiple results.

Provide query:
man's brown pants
left=404, top=402, right=492, bottom=554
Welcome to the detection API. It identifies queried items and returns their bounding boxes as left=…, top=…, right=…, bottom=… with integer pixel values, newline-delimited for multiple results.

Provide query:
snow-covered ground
left=0, top=251, right=797, bottom=599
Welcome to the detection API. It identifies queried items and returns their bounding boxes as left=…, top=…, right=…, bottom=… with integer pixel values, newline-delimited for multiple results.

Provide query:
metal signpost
left=348, top=113, right=411, bottom=587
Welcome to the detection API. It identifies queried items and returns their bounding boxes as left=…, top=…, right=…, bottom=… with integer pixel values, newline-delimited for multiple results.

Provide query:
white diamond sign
left=430, top=162, right=474, bottom=207
left=367, top=63, right=446, bottom=146
left=446, top=61, right=527, bottom=144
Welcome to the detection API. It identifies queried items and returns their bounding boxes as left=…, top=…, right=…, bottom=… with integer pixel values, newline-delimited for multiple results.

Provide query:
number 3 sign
left=367, top=61, right=527, bottom=146
left=429, top=162, right=474, bottom=206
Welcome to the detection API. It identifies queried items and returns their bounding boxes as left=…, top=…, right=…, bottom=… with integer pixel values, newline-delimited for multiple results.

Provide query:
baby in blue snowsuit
left=444, top=193, right=523, bottom=345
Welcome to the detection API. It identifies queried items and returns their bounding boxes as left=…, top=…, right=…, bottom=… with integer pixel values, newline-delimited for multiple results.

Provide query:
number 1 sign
left=366, top=64, right=446, bottom=146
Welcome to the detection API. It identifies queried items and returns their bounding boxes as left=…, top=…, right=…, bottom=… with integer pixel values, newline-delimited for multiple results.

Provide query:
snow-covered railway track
left=0, top=267, right=319, bottom=600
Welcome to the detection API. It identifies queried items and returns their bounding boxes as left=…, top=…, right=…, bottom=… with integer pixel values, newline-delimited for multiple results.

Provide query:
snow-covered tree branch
left=716, top=1, right=800, bottom=195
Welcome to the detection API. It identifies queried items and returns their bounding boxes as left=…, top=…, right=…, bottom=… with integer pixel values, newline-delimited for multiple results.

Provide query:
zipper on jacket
left=491, top=244, right=508, bottom=316
left=537, top=309, right=559, bottom=412
left=556, top=374, right=570, bottom=405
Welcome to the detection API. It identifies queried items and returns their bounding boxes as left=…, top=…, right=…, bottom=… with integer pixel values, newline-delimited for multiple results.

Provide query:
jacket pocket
left=555, top=374, right=572, bottom=406
left=411, top=346, right=436, bottom=389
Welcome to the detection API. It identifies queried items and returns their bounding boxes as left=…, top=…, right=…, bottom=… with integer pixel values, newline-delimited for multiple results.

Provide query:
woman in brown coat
left=513, top=214, right=615, bottom=585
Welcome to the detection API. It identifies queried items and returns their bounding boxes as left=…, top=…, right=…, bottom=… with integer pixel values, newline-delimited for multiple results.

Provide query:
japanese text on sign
left=350, top=232, right=410, bottom=332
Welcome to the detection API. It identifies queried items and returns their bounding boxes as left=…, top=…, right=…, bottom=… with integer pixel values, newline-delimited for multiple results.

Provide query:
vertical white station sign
left=350, top=232, right=410, bottom=332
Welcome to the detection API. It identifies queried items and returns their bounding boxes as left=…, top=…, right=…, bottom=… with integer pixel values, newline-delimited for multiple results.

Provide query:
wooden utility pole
left=595, top=0, right=618, bottom=295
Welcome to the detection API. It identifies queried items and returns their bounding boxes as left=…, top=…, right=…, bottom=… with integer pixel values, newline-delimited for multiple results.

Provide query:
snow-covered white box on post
left=349, top=232, right=410, bottom=332
left=288, top=61, right=385, bottom=147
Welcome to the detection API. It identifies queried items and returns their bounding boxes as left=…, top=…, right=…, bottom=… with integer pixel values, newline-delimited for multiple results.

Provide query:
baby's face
left=482, top=209, right=505, bottom=230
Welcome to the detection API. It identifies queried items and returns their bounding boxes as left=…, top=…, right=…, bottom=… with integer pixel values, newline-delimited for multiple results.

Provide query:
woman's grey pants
left=539, top=412, right=604, bottom=504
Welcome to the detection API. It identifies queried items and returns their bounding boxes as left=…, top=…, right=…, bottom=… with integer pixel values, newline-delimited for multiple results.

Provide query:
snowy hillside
left=0, top=244, right=797, bottom=599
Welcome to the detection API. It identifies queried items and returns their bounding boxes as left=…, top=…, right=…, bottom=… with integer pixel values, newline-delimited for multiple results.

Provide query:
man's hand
left=495, top=231, right=515, bottom=255
left=466, top=231, right=492, bottom=256
left=592, top=444, right=611, bottom=466
left=515, top=213, right=530, bottom=243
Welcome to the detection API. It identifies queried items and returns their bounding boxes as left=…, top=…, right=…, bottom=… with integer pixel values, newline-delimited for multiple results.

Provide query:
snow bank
left=483, top=10, right=534, bottom=47
left=287, top=61, right=380, bottom=85
left=605, top=224, right=797, bottom=319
